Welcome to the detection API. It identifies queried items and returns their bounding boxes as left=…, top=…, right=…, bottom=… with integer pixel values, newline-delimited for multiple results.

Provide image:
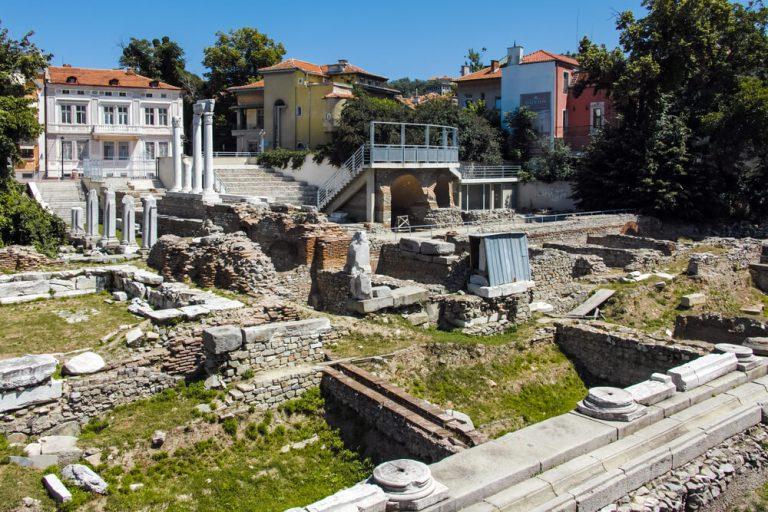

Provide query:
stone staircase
left=33, top=181, right=86, bottom=224
left=215, top=165, right=318, bottom=206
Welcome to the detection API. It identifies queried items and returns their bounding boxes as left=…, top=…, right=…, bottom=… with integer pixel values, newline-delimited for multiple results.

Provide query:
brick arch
left=390, top=173, right=430, bottom=227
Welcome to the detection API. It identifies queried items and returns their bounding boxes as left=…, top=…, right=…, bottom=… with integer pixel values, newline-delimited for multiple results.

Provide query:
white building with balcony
left=38, top=65, right=183, bottom=179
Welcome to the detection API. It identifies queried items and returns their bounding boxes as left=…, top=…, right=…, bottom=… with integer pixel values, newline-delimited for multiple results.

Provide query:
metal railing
left=81, top=158, right=157, bottom=181
left=212, top=151, right=261, bottom=157
left=459, top=164, right=521, bottom=180
left=370, top=144, right=459, bottom=165
left=317, top=144, right=368, bottom=210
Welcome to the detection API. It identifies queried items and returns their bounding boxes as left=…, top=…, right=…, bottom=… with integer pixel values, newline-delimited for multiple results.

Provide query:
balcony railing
left=459, top=164, right=520, bottom=181
left=81, top=158, right=157, bottom=181
left=47, top=123, right=172, bottom=136
left=370, top=144, right=459, bottom=165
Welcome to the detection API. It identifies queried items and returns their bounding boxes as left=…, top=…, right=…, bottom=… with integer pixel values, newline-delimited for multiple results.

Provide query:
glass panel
left=118, top=142, right=129, bottom=160
left=103, top=142, right=115, bottom=160
left=117, top=106, right=129, bottom=125
left=76, top=140, right=88, bottom=159
left=158, top=141, right=169, bottom=157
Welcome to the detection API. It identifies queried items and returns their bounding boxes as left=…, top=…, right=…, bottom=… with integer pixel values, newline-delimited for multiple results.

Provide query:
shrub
left=279, top=388, right=324, bottom=416
left=256, top=148, right=309, bottom=170
left=222, top=417, right=238, bottom=437
left=81, top=418, right=109, bottom=434
left=0, top=181, right=66, bottom=257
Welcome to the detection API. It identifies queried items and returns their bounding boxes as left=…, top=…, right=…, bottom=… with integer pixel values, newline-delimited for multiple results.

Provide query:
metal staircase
left=316, top=144, right=368, bottom=210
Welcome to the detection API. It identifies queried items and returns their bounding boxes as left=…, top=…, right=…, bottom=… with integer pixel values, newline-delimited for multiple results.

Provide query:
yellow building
left=228, top=58, right=399, bottom=152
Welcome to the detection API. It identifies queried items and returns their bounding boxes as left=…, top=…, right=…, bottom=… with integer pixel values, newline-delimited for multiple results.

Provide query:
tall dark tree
left=464, top=48, right=487, bottom=73
left=574, top=0, right=768, bottom=220
left=0, top=23, right=65, bottom=255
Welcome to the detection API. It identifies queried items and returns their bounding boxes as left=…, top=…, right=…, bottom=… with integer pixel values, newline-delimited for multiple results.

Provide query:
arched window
left=66, top=76, right=77, bottom=84
left=109, top=78, right=119, bottom=86
left=149, top=80, right=159, bottom=88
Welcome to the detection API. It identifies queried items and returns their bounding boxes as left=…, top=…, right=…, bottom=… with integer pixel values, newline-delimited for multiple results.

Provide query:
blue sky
left=3, top=0, right=645, bottom=80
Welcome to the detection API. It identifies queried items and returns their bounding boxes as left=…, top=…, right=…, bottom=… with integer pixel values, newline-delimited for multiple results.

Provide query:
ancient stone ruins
left=11, top=139, right=768, bottom=511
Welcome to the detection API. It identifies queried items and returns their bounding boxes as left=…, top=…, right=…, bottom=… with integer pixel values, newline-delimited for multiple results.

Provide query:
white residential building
left=39, top=65, right=183, bottom=179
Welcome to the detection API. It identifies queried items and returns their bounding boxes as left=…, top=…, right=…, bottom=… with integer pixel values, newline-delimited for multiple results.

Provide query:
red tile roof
left=47, top=66, right=180, bottom=90
left=455, top=66, right=502, bottom=82
left=324, top=90, right=354, bottom=99
left=259, top=58, right=326, bottom=76
left=521, top=50, right=579, bottom=67
left=321, top=62, right=387, bottom=81
left=227, top=80, right=265, bottom=92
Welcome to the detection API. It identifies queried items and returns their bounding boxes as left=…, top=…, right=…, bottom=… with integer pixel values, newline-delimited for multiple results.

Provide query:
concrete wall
left=501, top=60, right=556, bottom=133
left=516, top=180, right=575, bottom=211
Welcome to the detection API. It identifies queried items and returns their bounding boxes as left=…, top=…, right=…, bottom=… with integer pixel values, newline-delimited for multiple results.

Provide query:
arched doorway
left=390, top=174, right=429, bottom=227
left=435, top=174, right=452, bottom=208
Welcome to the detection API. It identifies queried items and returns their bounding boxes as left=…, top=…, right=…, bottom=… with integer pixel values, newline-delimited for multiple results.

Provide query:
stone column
left=100, top=188, right=117, bottom=246
left=86, top=189, right=99, bottom=238
left=70, top=207, right=84, bottom=236
left=120, top=195, right=137, bottom=252
left=171, top=116, right=183, bottom=192
left=182, top=158, right=192, bottom=192
left=141, top=194, right=158, bottom=250
left=192, top=102, right=203, bottom=193
left=201, top=99, right=217, bottom=199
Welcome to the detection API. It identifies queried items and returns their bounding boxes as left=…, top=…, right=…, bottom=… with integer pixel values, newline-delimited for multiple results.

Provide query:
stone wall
left=461, top=209, right=519, bottom=224
left=529, top=248, right=596, bottom=313
left=222, top=368, right=322, bottom=411
left=375, top=244, right=470, bottom=291
left=673, top=313, right=768, bottom=344
left=147, top=232, right=277, bottom=296
left=542, top=241, right=663, bottom=269
left=586, top=233, right=677, bottom=256
left=312, top=270, right=350, bottom=314
left=202, top=318, right=332, bottom=381
left=422, top=208, right=463, bottom=227
left=435, top=293, right=530, bottom=332
left=554, top=322, right=706, bottom=386
left=0, top=246, right=55, bottom=272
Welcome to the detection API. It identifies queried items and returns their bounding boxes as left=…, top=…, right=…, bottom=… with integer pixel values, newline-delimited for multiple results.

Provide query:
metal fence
left=81, top=158, right=157, bottom=181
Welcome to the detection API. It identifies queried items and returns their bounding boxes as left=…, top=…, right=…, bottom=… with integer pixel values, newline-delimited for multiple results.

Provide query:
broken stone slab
left=371, top=286, right=393, bottom=299
left=0, top=280, right=50, bottom=298
left=654, top=272, right=675, bottom=281
left=202, top=298, right=245, bottom=312
left=576, top=387, right=646, bottom=422
left=625, top=373, right=676, bottom=405
left=63, top=352, right=105, bottom=376
left=124, top=327, right=144, bottom=347
left=529, top=301, right=555, bottom=314
left=468, top=280, right=535, bottom=299
left=0, top=378, right=62, bottom=413
left=0, top=354, right=58, bottom=390
left=745, top=337, right=768, bottom=356
left=144, top=308, right=185, bottom=325
left=348, top=296, right=395, bottom=314
left=420, top=240, right=455, bottom=256
left=39, top=436, right=82, bottom=465
left=42, top=474, right=72, bottom=503
left=305, top=482, right=387, bottom=512
left=8, top=454, right=58, bottom=470
left=370, top=459, right=449, bottom=510
left=391, top=286, right=429, bottom=307
left=715, top=343, right=767, bottom=372
left=61, top=464, right=108, bottom=494
left=399, top=238, right=422, bottom=253
left=132, top=269, right=164, bottom=286
left=344, top=231, right=372, bottom=274
left=350, top=273, right=373, bottom=300
left=680, top=293, right=706, bottom=308
left=406, top=311, right=430, bottom=326
left=112, top=291, right=128, bottom=302
left=741, top=304, right=765, bottom=315
left=178, top=304, right=210, bottom=320
left=667, top=352, right=738, bottom=391
left=203, top=325, right=244, bottom=355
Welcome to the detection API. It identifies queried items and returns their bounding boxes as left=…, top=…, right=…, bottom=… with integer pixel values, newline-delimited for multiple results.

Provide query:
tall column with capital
left=201, top=99, right=217, bottom=198
left=171, top=116, right=183, bottom=191
left=192, top=102, right=203, bottom=193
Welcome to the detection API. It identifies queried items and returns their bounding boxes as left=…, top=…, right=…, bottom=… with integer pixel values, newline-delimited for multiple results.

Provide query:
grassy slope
left=0, top=292, right=137, bottom=358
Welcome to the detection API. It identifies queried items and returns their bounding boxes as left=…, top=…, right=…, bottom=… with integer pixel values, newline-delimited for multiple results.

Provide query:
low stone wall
left=529, top=248, right=599, bottom=313
left=423, top=208, right=463, bottom=226
left=673, top=314, right=768, bottom=344
left=223, top=368, right=322, bottom=411
left=461, top=209, right=518, bottom=224
left=555, top=322, right=706, bottom=386
left=435, top=293, right=530, bottom=331
left=375, top=244, right=470, bottom=291
left=586, top=233, right=677, bottom=256
left=0, top=246, right=55, bottom=272
left=543, top=242, right=663, bottom=269
left=202, top=318, right=332, bottom=381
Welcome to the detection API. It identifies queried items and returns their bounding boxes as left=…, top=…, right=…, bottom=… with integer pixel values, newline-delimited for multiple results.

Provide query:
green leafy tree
left=0, top=24, right=65, bottom=255
left=526, top=140, right=577, bottom=183
left=202, top=27, right=285, bottom=93
left=464, top=48, right=487, bottom=73
left=119, top=36, right=202, bottom=94
left=503, top=107, right=539, bottom=162
left=574, top=0, right=768, bottom=220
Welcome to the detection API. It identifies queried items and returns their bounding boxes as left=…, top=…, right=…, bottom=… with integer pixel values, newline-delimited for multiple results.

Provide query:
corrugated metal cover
left=481, top=233, right=531, bottom=286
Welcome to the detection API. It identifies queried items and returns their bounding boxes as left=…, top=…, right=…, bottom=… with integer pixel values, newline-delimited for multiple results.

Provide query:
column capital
left=193, top=102, right=204, bottom=116
left=172, top=116, right=182, bottom=128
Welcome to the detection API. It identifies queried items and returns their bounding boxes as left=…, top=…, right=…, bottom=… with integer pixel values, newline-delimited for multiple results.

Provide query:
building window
left=76, top=90, right=85, bottom=95
left=118, top=142, right=129, bottom=160
left=104, top=91, right=112, bottom=96
left=103, top=106, right=115, bottom=124
left=257, top=109, right=264, bottom=128
left=146, top=93, right=153, bottom=98
left=118, top=92, right=127, bottom=97
left=20, top=148, right=34, bottom=160
left=144, top=141, right=155, bottom=160
left=160, top=93, right=167, bottom=98
left=464, top=94, right=473, bottom=107
left=62, top=89, right=70, bottom=95
left=296, top=106, right=302, bottom=117
left=494, top=97, right=501, bottom=110
left=75, top=105, right=87, bottom=124
left=144, top=107, right=155, bottom=125
left=76, top=140, right=88, bottom=160
left=117, top=106, right=129, bottom=125
left=60, top=105, right=72, bottom=124
left=61, top=141, right=73, bottom=160
left=103, top=142, right=115, bottom=160
left=563, top=71, right=570, bottom=93
left=158, top=141, right=169, bottom=157
left=158, top=108, right=168, bottom=126
left=590, top=102, right=605, bottom=131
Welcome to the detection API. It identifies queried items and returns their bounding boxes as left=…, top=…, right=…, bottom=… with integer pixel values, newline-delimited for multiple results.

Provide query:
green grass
left=0, top=436, right=57, bottom=512
left=0, top=292, right=138, bottom=358
left=401, top=343, right=587, bottom=437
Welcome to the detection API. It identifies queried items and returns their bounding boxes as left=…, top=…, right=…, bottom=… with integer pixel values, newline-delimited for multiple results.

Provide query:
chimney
left=490, top=60, right=500, bottom=72
left=62, top=64, right=72, bottom=68
left=507, top=45, right=524, bottom=65
left=338, top=59, right=349, bottom=66
left=460, top=65, right=470, bottom=76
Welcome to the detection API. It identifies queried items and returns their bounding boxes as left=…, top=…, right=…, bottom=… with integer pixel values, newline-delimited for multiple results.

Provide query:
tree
left=202, top=27, right=285, bottom=93
left=464, top=48, right=487, bottom=73
left=526, top=140, right=577, bottom=183
left=573, top=0, right=768, bottom=220
left=119, top=36, right=202, bottom=94
left=0, top=24, right=65, bottom=255
left=503, top=107, right=539, bottom=162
